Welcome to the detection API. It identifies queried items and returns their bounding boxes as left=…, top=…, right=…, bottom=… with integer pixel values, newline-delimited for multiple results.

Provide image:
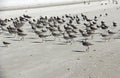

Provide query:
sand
left=0, top=1, right=120, bottom=78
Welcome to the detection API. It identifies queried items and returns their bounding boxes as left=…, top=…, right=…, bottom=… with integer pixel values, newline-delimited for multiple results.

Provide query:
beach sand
left=0, top=1, right=120, bottom=78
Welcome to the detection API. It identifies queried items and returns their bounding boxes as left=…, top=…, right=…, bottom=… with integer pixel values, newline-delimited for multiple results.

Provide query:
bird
left=108, top=30, right=116, bottom=41
left=51, top=31, right=62, bottom=41
left=80, top=41, right=93, bottom=52
left=105, top=13, right=108, bottom=16
left=100, top=33, right=109, bottom=41
left=17, top=32, right=27, bottom=40
left=17, top=28, right=23, bottom=33
left=23, top=14, right=31, bottom=18
left=108, top=30, right=116, bottom=35
left=62, top=33, right=71, bottom=44
left=101, top=25, right=108, bottom=30
left=113, top=22, right=117, bottom=27
left=38, top=33, right=51, bottom=42
left=3, top=41, right=11, bottom=47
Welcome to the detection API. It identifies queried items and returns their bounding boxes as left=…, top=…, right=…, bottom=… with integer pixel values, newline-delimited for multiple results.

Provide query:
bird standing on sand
left=108, top=30, right=116, bottom=41
left=100, top=33, right=109, bottom=41
left=3, top=41, right=11, bottom=47
left=81, top=41, right=93, bottom=52
left=17, top=32, right=27, bottom=40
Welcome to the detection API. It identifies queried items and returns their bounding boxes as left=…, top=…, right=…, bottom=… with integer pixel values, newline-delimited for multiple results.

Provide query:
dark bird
left=100, top=14, right=102, bottom=17
left=3, top=41, right=11, bottom=47
left=38, top=34, right=51, bottom=42
left=81, top=41, right=93, bottom=52
left=62, top=33, right=71, bottom=44
left=23, top=14, right=31, bottom=18
left=17, top=32, right=27, bottom=40
left=108, top=30, right=116, bottom=35
left=100, top=33, right=109, bottom=37
left=17, top=29, right=23, bottom=33
left=100, top=33, right=109, bottom=41
left=101, top=25, right=108, bottom=30
left=68, top=33, right=77, bottom=43
left=105, top=13, right=108, bottom=16
left=107, top=30, right=116, bottom=41
left=113, top=22, right=117, bottom=27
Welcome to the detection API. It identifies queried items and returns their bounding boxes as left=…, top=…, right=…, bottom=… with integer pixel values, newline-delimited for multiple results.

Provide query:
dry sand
left=0, top=1, right=120, bottom=78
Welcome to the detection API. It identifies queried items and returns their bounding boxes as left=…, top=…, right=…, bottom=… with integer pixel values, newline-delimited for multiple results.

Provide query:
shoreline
left=0, top=0, right=105, bottom=11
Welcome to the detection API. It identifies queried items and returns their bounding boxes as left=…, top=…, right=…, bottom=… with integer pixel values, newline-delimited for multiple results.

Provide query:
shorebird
left=79, top=29, right=90, bottom=39
left=17, top=28, right=23, bottom=33
left=113, top=22, right=117, bottom=27
left=70, top=24, right=77, bottom=29
left=99, top=14, right=102, bottom=17
left=108, top=30, right=116, bottom=35
left=7, top=26, right=17, bottom=36
left=101, top=24, right=108, bottom=30
left=80, top=41, right=93, bottom=52
left=105, top=13, right=108, bottom=16
left=68, top=33, right=77, bottom=43
left=51, top=31, right=62, bottom=41
left=62, top=33, right=71, bottom=44
left=108, top=30, right=116, bottom=40
left=38, top=33, right=51, bottom=42
left=100, top=33, right=109, bottom=41
left=3, top=41, right=11, bottom=47
left=94, top=16, right=98, bottom=21
left=17, top=32, right=27, bottom=40
left=23, top=14, right=31, bottom=18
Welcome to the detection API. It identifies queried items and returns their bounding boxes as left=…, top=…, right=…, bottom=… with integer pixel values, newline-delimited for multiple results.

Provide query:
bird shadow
left=44, top=39, right=55, bottom=42
left=72, top=50, right=85, bottom=52
left=95, top=41, right=105, bottom=42
left=0, top=46, right=6, bottom=47
left=31, top=41, right=43, bottom=43
left=4, top=36, right=14, bottom=38
left=27, top=37, right=38, bottom=39
left=114, top=37, right=120, bottom=39
left=11, top=39, right=21, bottom=41
left=56, top=43, right=67, bottom=45
left=0, top=66, right=4, bottom=78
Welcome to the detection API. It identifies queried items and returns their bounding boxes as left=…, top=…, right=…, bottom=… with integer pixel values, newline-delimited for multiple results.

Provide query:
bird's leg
left=70, top=41, right=72, bottom=45
left=91, top=34, right=93, bottom=40
left=5, top=44, right=8, bottom=47
left=86, top=48, right=88, bottom=52
left=108, top=35, right=112, bottom=41
left=108, top=37, right=111, bottom=42
left=70, top=39, right=73, bottom=45
left=20, top=37, right=23, bottom=40
left=88, top=46, right=89, bottom=52
left=104, top=37, right=106, bottom=42
left=41, top=38, right=44, bottom=43
left=13, top=34, right=17, bottom=38
left=58, top=37, right=61, bottom=42
left=20, top=36, right=24, bottom=41
left=22, top=36, right=24, bottom=41
left=54, top=37, right=56, bottom=41
left=44, top=38, right=46, bottom=42
left=86, top=46, right=89, bottom=52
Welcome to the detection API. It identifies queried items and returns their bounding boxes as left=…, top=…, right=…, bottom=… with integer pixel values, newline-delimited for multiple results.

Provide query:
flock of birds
left=0, top=9, right=120, bottom=51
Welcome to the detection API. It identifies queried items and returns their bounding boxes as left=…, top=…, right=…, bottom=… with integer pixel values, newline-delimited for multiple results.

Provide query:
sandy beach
left=0, top=0, right=120, bottom=78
